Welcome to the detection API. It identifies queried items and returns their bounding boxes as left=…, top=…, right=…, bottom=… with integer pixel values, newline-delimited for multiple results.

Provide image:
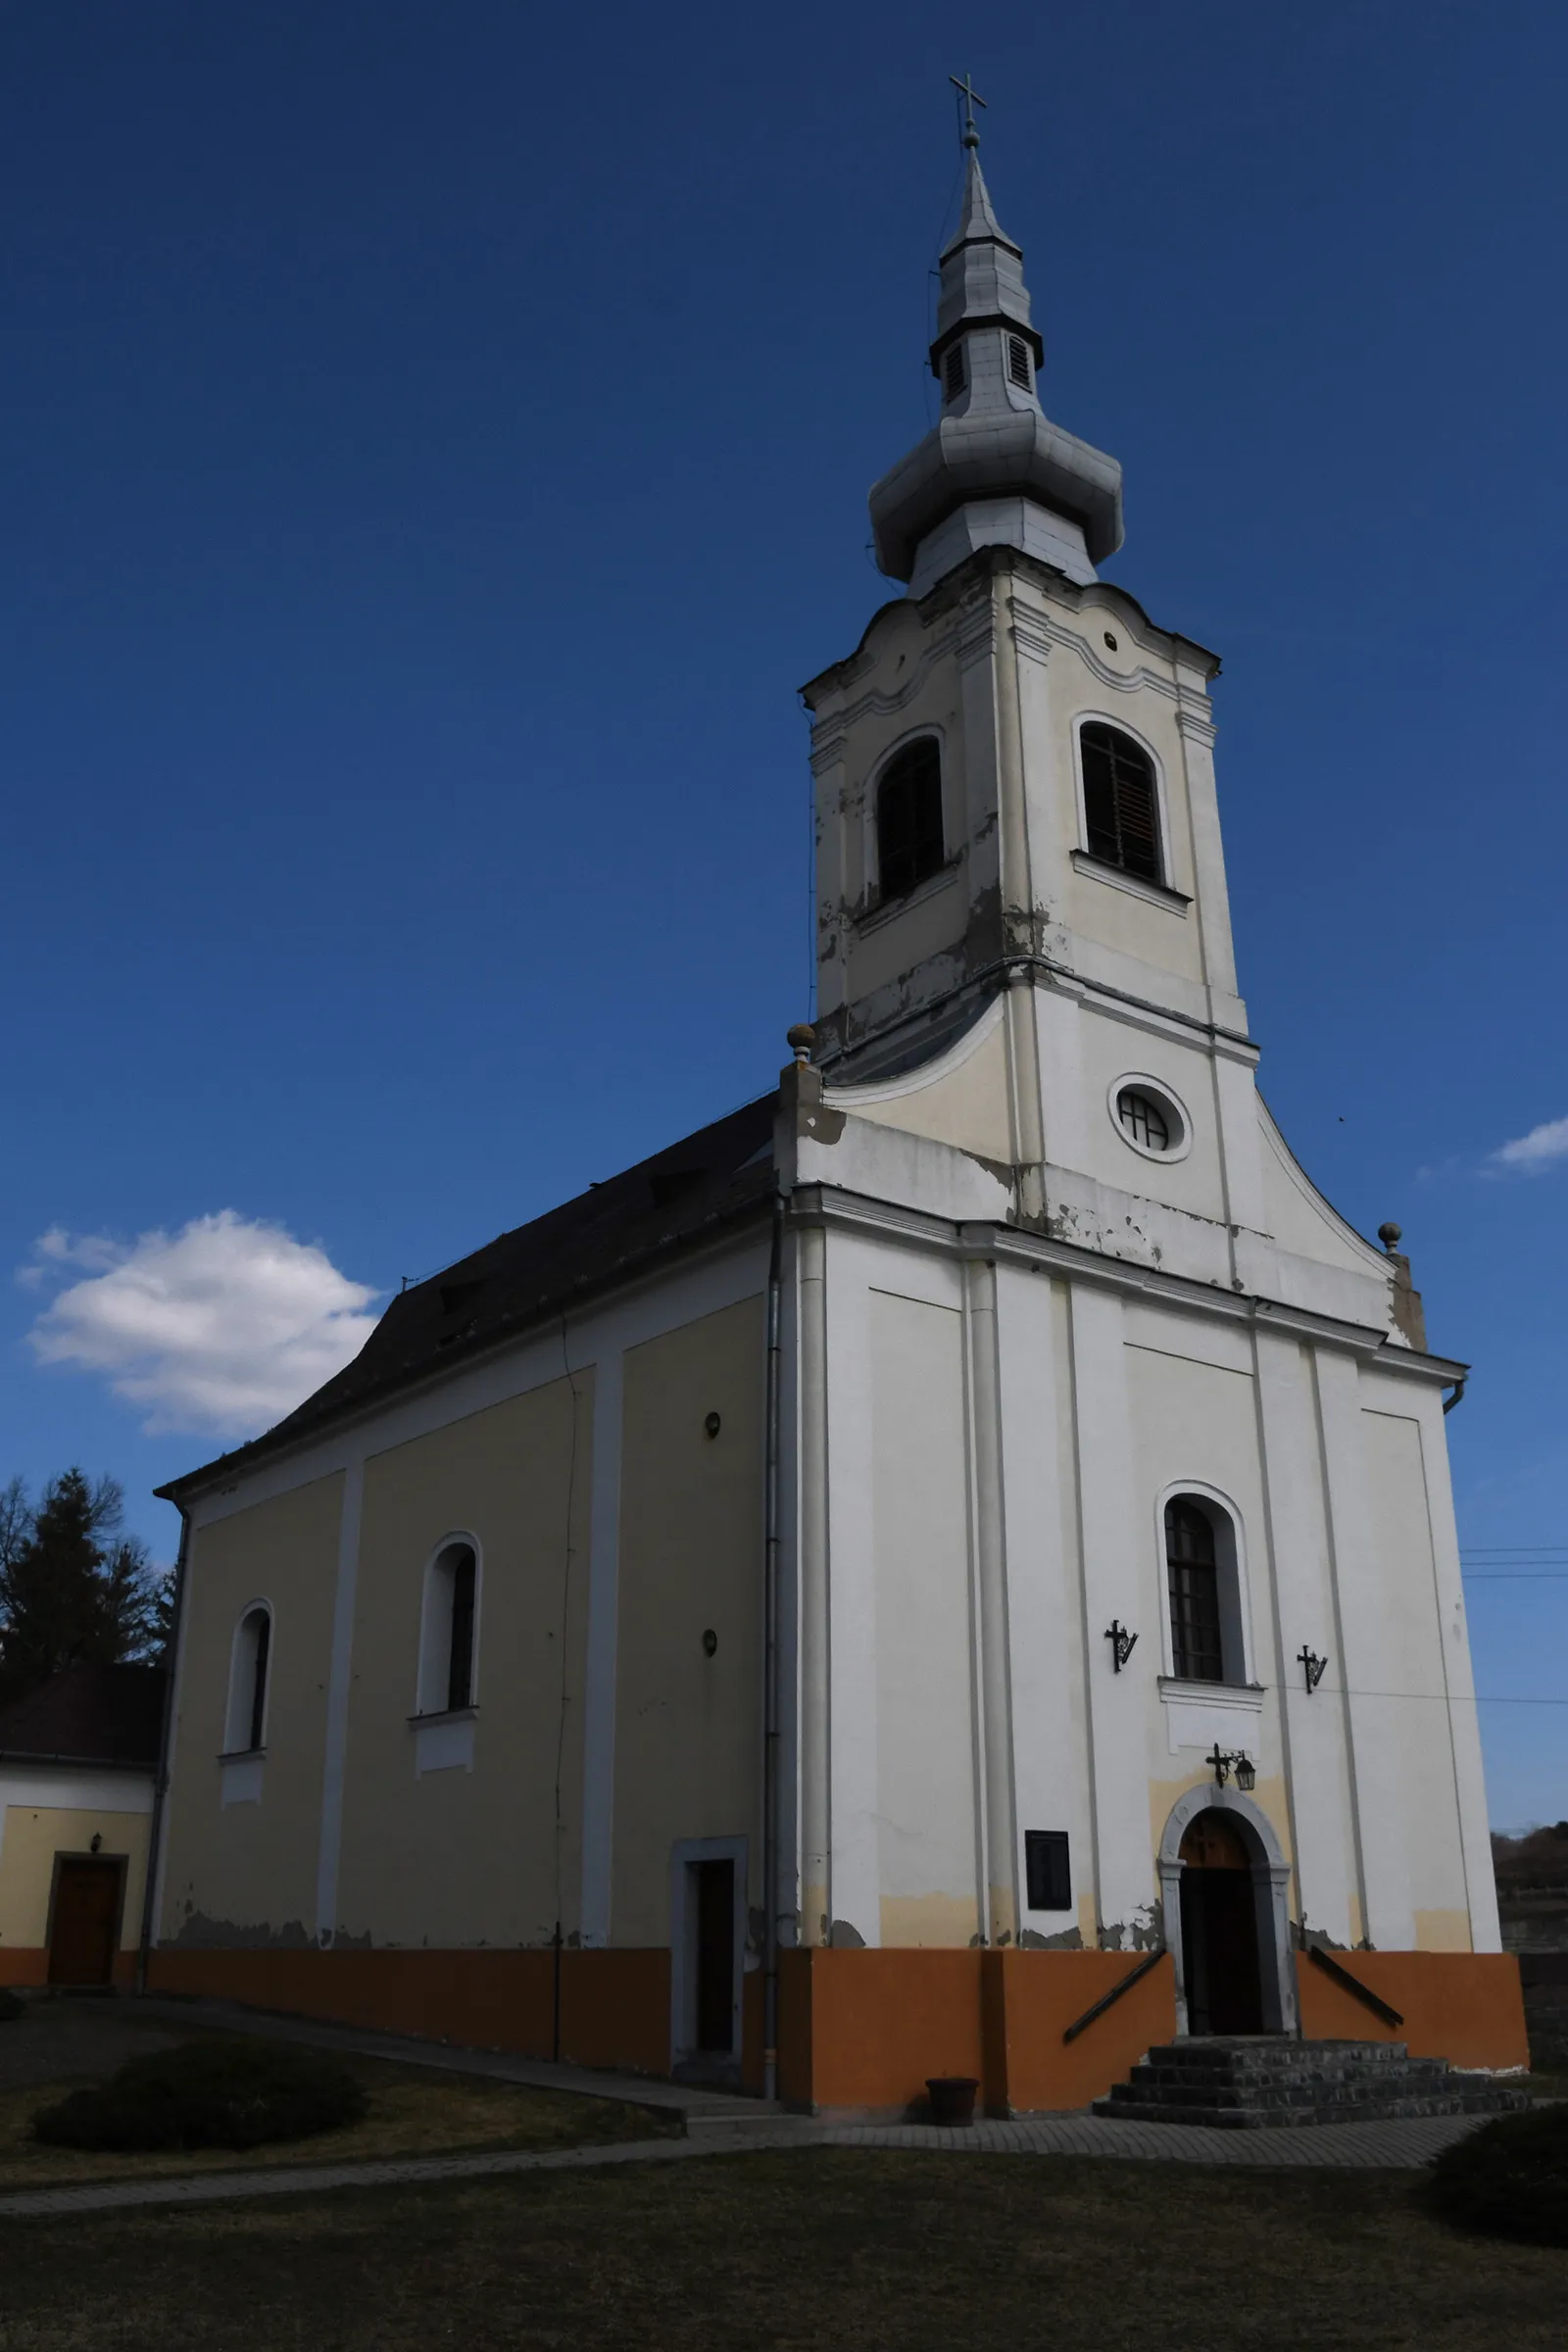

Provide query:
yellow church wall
left=0, top=1803, right=151, bottom=1983
left=334, top=1373, right=593, bottom=1949
left=612, top=1297, right=764, bottom=1946
left=159, top=1472, right=343, bottom=1949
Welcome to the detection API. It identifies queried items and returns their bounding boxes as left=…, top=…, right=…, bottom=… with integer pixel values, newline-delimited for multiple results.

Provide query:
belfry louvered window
left=1007, top=334, right=1032, bottom=389
left=1165, top=1499, right=1224, bottom=1684
left=1081, top=722, right=1160, bottom=881
left=876, top=738, right=946, bottom=902
left=944, top=344, right=965, bottom=402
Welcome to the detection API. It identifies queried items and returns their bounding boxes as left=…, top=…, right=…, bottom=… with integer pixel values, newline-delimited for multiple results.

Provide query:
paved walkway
left=0, top=2107, right=1496, bottom=2219
left=0, top=1994, right=1506, bottom=2219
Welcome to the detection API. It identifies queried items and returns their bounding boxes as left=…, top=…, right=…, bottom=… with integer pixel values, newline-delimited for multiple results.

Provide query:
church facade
left=147, top=134, right=1525, bottom=2109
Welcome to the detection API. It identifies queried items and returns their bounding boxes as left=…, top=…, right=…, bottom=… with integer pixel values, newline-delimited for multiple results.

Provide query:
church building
left=146, top=123, right=1525, bottom=2111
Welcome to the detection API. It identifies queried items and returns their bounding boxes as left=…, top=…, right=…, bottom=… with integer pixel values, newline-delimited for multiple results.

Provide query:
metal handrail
left=1061, top=1944, right=1167, bottom=2044
left=1304, top=1940, right=1404, bottom=2029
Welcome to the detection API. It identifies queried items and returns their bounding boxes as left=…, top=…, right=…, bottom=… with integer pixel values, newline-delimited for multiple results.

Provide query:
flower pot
left=925, top=2075, right=979, bottom=2127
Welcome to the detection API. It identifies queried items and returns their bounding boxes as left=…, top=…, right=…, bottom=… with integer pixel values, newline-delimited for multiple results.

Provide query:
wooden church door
left=1178, top=1813, right=1264, bottom=2034
left=48, top=1857, right=122, bottom=1986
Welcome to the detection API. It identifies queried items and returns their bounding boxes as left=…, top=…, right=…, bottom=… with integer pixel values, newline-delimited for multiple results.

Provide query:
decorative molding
left=789, top=1182, right=1467, bottom=1378
left=1175, top=703, right=1218, bottom=748
left=1071, top=850, right=1192, bottom=913
left=955, top=608, right=998, bottom=672
left=1029, top=610, right=1187, bottom=702
left=219, top=1752, right=264, bottom=1809
left=1008, top=606, right=1055, bottom=667
left=852, top=858, right=961, bottom=938
left=810, top=621, right=965, bottom=753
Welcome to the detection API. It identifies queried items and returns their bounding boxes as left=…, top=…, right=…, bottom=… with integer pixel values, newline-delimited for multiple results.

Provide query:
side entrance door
left=48, top=1858, right=123, bottom=1986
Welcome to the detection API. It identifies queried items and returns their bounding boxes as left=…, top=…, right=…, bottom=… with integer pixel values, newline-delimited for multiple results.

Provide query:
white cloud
left=23, top=1213, right=379, bottom=1439
left=1490, top=1117, right=1568, bottom=1176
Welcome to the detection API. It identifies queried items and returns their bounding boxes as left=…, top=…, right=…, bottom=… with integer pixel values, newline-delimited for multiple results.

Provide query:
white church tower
left=777, top=107, right=1519, bottom=2097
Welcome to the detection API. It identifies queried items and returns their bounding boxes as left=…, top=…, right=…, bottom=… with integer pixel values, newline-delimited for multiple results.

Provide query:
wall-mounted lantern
left=1205, top=1745, right=1256, bottom=1792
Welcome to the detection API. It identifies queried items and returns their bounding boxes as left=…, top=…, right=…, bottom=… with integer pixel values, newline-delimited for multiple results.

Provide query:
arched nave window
left=1163, top=1497, right=1250, bottom=1687
left=875, top=737, right=945, bottom=902
left=1080, top=721, right=1160, bottom=882
left=225, top=1604, right=271, bottom=1754
left=418, top=1540, right=479, bottom=1716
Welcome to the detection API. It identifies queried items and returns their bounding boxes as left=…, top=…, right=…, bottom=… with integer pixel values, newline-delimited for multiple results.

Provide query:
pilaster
left=1067, top=1282, right=1159, bottom=1943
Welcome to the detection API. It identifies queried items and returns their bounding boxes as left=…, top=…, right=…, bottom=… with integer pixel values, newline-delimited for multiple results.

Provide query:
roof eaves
left=156, top=1171, right=774, bottom=1506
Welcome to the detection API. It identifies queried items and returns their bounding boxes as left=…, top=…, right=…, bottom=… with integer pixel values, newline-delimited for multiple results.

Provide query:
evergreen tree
left=0, top=1469, right=170, bottom=1701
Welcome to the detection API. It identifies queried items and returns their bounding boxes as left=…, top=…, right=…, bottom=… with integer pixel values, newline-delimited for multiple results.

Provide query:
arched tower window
left=1165, top=1499, right=1224, bottom=1684
left=875, top=738, right=945, bottom=902
left=419, top=1541, right=479, bottom=1716
left=1081, top=722, right=1160, bottom=882
left=226, top=1605, right=271, bottom=1754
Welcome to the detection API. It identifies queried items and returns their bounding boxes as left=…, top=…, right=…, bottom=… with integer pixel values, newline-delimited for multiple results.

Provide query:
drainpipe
left=761, top=1184, right=785, bottom=2104
left=136, top=1507, right=190, bottom=1994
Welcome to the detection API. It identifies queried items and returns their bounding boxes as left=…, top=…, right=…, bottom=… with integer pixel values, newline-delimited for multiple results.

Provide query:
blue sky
left=3, top=2, right=1565, bottom=1826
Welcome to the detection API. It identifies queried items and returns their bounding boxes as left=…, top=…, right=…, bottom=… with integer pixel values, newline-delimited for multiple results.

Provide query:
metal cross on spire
left=949, top=72, right=987, bottom=150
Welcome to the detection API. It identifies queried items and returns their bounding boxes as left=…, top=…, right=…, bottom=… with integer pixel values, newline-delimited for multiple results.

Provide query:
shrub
left=0, top=1989, right=24, bottom=2023
left=33, top=2037, right=368, bottom=2152
left=1429, top=2104, right=1568, bottom=2245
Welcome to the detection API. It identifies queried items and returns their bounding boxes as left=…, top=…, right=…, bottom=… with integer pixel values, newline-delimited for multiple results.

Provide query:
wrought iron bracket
left=1104, top=1619, right=1138, bottom=1672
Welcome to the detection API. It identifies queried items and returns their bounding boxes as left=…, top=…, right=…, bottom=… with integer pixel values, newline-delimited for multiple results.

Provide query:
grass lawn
left=0, top=2147, right=1562, bottom=2349
left=0, top=2041, right=670, bottom=2192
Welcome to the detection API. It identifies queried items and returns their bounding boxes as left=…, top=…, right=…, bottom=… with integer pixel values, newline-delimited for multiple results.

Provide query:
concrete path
left=0, top=2106, right=1497, bottom=2219
left=0, top=1993, right=1504, bottom=2219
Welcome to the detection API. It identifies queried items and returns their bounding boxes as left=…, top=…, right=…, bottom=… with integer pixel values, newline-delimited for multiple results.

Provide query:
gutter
left=760, top=1185, right=785, bottom=2104
left=136, top=1509, right=189, bottom=1993
left=0, top=1751, right=158, bottom=1771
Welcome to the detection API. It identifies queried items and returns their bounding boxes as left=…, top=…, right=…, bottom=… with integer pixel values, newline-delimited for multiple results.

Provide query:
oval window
left=1118, top=1089, right=1170, bottom=1152
left=1109, top=1076, right=1191, bottom=1161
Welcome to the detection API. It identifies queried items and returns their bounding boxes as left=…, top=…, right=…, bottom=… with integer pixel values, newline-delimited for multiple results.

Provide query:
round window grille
left=1118, top=1088, right=1172, bottom=1152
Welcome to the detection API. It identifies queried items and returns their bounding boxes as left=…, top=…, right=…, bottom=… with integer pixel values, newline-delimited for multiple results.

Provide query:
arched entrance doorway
left=1179, top=1812, right=1263, bottom=2034
left=1156, top=1786, right=1298, bottom=2038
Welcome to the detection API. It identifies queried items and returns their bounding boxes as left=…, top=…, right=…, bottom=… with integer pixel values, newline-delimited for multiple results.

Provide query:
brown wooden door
left=1179, top=1812, right=1264, bottom=2035
left=48, top=1859, right=122, bottom=1986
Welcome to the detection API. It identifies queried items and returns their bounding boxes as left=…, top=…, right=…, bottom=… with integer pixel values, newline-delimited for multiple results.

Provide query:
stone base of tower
left=143, top=1943, right=1525, bottom=2112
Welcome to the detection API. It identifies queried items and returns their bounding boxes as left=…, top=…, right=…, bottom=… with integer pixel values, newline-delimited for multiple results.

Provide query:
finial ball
left=786, top=1023, right=815, bottom=1064
left=1378, top=1222, right=1402, bottom=1251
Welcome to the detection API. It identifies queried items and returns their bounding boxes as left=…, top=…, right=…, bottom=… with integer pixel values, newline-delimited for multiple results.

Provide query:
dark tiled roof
left=160, top=1092, right=778, bottom=1500
left=0, top=1660, right=166, bottom=1768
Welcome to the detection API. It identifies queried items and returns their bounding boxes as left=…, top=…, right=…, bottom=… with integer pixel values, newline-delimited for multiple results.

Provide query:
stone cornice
left=788, top=1182, right=1467, bottom=1380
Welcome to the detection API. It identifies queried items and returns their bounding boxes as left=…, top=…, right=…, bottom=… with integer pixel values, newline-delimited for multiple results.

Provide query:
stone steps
left=1093, top=2036, right=1528, bottom=2131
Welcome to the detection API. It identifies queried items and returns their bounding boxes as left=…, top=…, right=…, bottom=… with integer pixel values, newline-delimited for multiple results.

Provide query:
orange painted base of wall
left=148, top=1946, right=680, bottom=2079
left=1295, top=1950, right=1528, bottom=2073
left=143, top=1943, right=1527, bottom=2112
left=780, top=1946, right=1179, bottom=2115
left=0, top=1950, right=138, bottom=1990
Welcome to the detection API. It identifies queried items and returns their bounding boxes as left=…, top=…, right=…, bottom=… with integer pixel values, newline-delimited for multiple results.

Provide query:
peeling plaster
left=1020, top=1926, right=1083, bottom=1951
left=170, top=1911, right=313, bottom=1951
left=1098, top=1901, right=1163, bottom=1953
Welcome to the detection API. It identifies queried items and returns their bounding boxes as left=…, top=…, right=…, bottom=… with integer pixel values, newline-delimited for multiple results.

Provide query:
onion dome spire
left=868, top=111, right=1124, bottom=598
